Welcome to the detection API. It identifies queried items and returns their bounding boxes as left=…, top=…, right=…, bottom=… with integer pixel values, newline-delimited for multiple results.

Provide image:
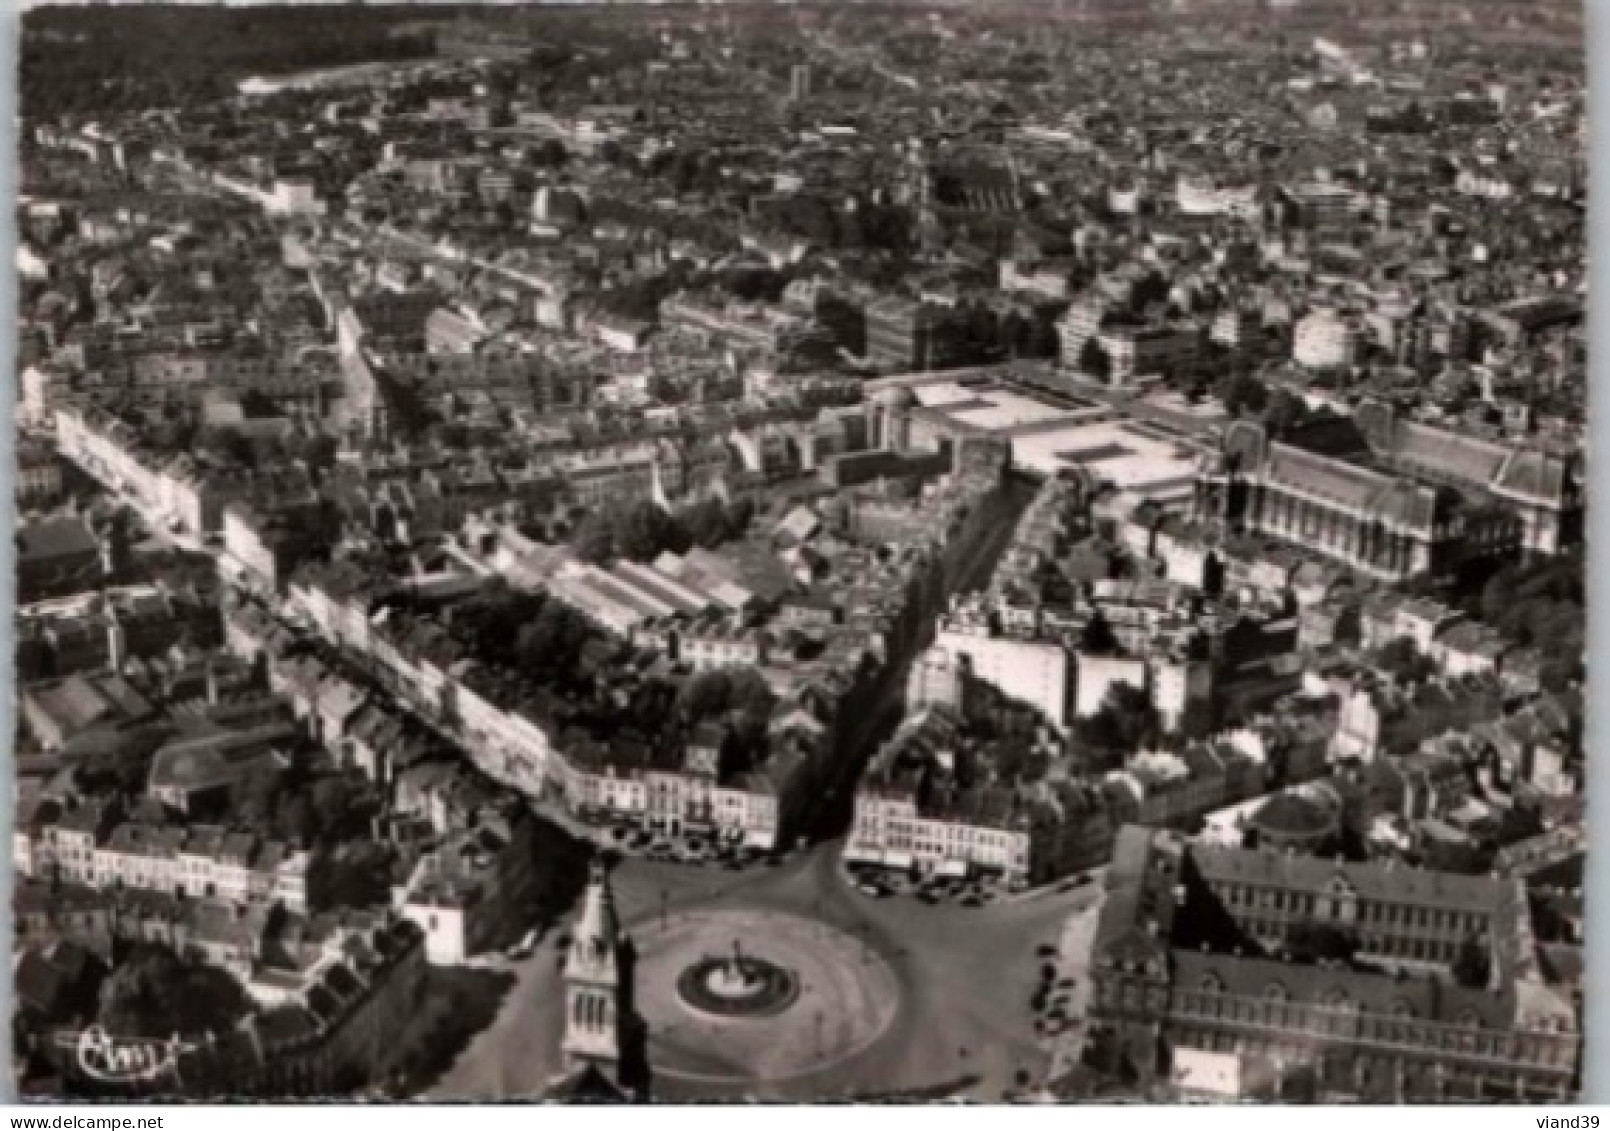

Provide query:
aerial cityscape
left=10, top=0, right=1587, bottom=1104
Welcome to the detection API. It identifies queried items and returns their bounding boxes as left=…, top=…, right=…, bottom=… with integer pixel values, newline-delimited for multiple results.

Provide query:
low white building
left=28, top=819, right=310, bottom=915
left=846, top=785, right=1030, bottom=881
left=1074, top=653, right=1148, bottom=719
left=1293, top=308, right=1363, bottom=371
left=935, top=623, right=1068, bottom=730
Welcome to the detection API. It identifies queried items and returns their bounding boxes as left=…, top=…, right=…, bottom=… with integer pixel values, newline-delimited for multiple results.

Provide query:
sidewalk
left=1042, top=895, right=1103, bottom=1081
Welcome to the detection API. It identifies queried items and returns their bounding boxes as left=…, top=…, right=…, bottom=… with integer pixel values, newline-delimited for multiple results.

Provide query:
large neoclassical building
left=1089, top=826, right=1581, bottom=1101
left=1194, top=404, right=1582, bottom=583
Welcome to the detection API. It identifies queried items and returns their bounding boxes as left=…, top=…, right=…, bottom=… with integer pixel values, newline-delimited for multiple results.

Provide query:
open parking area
left=840, top=859, right=1022, bottom=909
left=594, top=819, right=775, bottom=870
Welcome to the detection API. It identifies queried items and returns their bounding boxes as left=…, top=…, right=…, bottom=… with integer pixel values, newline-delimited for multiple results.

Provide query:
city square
left=636, top=910, right=896, bottom=1085
left=428, top=842, right=1103, bottom=1101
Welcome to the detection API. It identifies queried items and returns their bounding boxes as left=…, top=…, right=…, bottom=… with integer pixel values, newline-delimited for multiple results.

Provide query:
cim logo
left=55, top=1026, right=197, bottom=1086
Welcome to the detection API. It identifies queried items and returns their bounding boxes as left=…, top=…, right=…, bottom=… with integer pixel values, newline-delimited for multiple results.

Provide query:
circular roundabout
left=675, top=946, right=801, bottom=1019
left=633, top=909, right=901, bottom=1088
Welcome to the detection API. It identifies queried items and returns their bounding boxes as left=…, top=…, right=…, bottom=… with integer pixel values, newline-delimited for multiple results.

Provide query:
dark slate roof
left=1169, top=947, right=1515, bottom=1029
left=1189, top=843, right=1507, bottom=912
left=16, top=516, right=100, bottom=563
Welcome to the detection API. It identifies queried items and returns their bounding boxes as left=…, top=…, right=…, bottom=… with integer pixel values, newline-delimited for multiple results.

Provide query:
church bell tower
left=561, top=858, right=626, bottom=1081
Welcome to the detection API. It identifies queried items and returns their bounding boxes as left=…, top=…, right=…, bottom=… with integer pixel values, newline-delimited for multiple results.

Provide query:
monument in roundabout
left=542, top=857, right=898, bottom=1096
left=633, top=907, right=902, bottom=1093
left=542, top=858, right=904, bottom=1098
left=675, top=938, right=802, bottom=1019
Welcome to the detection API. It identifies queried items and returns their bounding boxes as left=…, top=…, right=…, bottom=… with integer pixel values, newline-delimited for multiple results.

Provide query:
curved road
left=427, top=839, right=1100, bottom=1101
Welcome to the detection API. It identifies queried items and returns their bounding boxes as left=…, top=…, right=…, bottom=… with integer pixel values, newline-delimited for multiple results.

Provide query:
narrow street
left=806, top=471, right=1038, bottom=841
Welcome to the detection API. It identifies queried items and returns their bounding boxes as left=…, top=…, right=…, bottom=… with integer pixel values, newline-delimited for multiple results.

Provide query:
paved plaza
left=428, top=841, right=1103, bottom=1101
left=634, top=910, right=899, bottom=1086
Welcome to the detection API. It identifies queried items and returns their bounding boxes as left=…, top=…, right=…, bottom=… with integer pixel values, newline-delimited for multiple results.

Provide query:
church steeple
left=572, top=858, right=620, bottom=969
left=561, top=858, right=625, bottom=1080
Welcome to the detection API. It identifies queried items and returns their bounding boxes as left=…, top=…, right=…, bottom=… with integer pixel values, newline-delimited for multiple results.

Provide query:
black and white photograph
left=6, top=0, right=1590, bottom=1107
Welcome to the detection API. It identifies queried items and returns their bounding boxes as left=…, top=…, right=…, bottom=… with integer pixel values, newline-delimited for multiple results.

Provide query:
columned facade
left=1195, top=420, right=1520, bottom=584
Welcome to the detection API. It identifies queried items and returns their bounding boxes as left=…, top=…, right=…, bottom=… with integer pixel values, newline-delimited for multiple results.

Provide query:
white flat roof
left=1011, top=417, right=1200, bottom=494
left=908, top=379, right=1201, bottom=502
left=952, top=395, right=1071, bottom=431
left=912, top=380, right=995, bottom=410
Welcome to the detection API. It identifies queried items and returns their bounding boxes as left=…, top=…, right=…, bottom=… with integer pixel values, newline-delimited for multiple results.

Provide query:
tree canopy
left=97, top=943, right=249, bottom=1041
left=569, top=494, right=754, bottom=565
left=1374, top=636, right=1437, bottom=685
left=309, top=840, right=397, bottom=913
left=1072, top=683, right=1160, bottom=768
left=1216, top=373, right=1269, bottom=417
left=227, top=767, right=380, bottom=850
left=515, top=600, right=594, bottom=682
left=1263, top=387, right=1311, bottom=436
left=1470, top=552, right=1584, bottom=690
left=21, top=6, right=436, bottom=121
left=570, top=498, right=688, bottom=564
left=680, top=495, right=755, bottom=550
left=677, top=667, right=774, bottom=724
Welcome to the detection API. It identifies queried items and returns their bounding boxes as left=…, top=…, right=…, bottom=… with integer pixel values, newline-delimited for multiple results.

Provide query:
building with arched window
left=561, top=858, right=629, bottom=1083
left=1193, top=407, right=1578, bottom=584
left=1089, top=826, right=1581, bottom=1101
